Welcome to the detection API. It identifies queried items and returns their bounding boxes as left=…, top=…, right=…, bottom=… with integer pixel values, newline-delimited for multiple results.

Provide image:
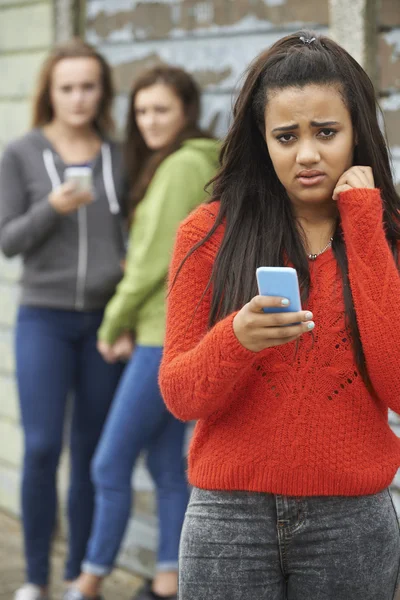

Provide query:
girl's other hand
left=97, top=339, right=117, bottom=363
left=233, top=295, right=314, bottom=353
left=332, top=166, right=375, bottom=201
left=49, top=181, right=93, bottom=214
left=111, top=332, right=135, bottom=362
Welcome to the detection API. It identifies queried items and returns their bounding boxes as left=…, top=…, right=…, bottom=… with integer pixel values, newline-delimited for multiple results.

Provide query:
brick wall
left=0, top=0, right=54, bottom=512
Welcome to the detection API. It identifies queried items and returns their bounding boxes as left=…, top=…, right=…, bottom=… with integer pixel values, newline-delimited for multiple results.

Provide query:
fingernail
left=307, top=321, right=315, bottom=330
left=305, top=311, right=313, bottom=320
left=281, top=298, right=290, bottom=306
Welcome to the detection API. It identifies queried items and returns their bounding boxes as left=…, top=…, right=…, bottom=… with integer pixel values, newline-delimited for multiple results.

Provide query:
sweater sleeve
left=338, top=187, right=400, bottom=413
left=98, top=154, right=211, bottom=344
left=159, top=214, right=260, bottom=422
left=0, top=145, right=60, bottom=258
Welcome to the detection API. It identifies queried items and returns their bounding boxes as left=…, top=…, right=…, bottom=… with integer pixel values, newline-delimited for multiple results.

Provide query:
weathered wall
left=379, top=0, right=400, bottom=510
left=0, top=0, right=54, bottom=514
left=380, top=2, right=400, bottom=191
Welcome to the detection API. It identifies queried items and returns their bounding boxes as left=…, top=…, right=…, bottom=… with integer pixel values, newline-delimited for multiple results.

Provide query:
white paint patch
left=390, top=149, right=400, bottom=184
left=170, top=15, right=276, bottom=38
left=383, top=29, right=400, bottom=59
left=107, top=23, right=134, bottom=43
left=263, top=0, right=286, bottom=6
left=381, top=93, right=400, bottom=111
left=97, top=32, right=286, bottom=91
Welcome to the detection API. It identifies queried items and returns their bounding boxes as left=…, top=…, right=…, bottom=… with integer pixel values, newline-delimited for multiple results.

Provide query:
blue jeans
left=82, top=345, right=189, bottom=576
left=180, top=487, right=400, bottom=599
left=16, top=306, right=124, bottom=586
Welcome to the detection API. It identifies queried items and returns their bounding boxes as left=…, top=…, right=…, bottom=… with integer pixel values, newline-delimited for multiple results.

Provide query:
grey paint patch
left=383, top=28, right=400, bottom=55
left=263, top=0, right=286, bottom=6
left=95, top=29, right=328, bottom=93
left=381, top=93, right=400, bottom=111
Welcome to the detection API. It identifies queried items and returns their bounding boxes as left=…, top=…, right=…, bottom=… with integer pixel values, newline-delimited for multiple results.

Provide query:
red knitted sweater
left=159, top=188, right=400, bottom=496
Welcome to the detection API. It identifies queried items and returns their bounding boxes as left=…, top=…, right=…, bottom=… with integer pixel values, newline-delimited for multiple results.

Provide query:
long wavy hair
left=182, top=31, right=400, bottom=388
left=32, top=38, right=114, bottom=134
left=124, top=65, right=212, bottom=217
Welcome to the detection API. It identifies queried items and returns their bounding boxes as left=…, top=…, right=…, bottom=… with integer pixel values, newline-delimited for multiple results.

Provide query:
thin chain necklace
left=307, top=237, right=334, bottom=261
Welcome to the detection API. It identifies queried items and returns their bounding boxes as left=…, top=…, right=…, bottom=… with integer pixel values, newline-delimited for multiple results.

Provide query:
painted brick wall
left=0, top=0, right=54, bottom=514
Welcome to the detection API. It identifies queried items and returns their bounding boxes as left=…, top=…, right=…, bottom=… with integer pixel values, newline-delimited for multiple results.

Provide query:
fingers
left=332, top=184, right=352, bottom=201
left=249, top=295, right=292, bottom=312
left=60, top=181, right=77, bottom=194
left=97, top=340, right=117, bottom=363
left=244, top=306, right=313, bottom=328
left=74, top=190, right=94, bottom=205
left=333, top=166, right=375, bottom=200
left=253, top=320, right=315, bottom=340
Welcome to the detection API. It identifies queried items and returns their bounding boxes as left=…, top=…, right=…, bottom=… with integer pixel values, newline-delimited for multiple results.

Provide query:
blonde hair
left=32, top=38, right=114, bottom=134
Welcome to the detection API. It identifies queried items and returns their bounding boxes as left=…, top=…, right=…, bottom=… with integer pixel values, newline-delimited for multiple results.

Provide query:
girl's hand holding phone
left=49, top=181, right=93, bottom=215
left=332, top=165, right=374, bottom=201
left=233, top=296, right=314, bottom=353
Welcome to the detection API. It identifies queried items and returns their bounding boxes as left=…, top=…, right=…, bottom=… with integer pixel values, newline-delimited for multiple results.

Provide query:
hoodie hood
left=182, top=138, right=220, bottom=167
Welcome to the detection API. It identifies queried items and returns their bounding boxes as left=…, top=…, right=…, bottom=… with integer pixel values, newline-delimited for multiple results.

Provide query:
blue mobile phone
left=256, top=267, right=302, bottom=314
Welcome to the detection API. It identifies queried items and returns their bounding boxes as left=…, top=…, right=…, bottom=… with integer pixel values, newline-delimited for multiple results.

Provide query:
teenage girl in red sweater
left=159, top=31, right=400, bottom=599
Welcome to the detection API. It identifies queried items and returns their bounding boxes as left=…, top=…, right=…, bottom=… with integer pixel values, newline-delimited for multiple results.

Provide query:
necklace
left=307, top=237, right=333, bottom=261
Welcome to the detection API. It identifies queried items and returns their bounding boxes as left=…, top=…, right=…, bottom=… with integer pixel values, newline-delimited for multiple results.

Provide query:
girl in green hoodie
left=69, top=67, right=219, bottom=600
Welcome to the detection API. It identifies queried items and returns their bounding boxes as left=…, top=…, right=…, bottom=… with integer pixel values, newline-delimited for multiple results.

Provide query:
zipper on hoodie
left=43, top=148, right=88, bottom=311
left=75, top=206, right=88, bottom=311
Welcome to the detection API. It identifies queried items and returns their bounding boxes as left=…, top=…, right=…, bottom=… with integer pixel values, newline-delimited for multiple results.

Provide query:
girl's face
left=50, top=57, right=103, bottom=129
left=134, top=83, right=187, bottom=150
left=264, top=84, right=356, bottom=210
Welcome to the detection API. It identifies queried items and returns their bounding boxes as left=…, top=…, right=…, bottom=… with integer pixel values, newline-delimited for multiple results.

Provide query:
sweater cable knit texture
left=159, top=188, right=400, bottom=497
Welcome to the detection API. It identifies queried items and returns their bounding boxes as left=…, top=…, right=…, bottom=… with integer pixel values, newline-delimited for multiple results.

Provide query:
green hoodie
left=98, top=138, right=220, bottom=346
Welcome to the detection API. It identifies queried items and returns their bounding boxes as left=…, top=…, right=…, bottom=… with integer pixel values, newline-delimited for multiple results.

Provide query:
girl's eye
left=61, top=86, right=72, bottom=93
left=83, top=83, right=96, bottom=91
left=155, top=106, right=169, bottom=114
left=319, top=128, right=337, bottom=138
left=277, top=134, right=295, bottom=144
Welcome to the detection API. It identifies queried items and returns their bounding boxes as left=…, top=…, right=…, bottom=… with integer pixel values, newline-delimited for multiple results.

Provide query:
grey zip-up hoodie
left=0, top=129, right=127, bottom=311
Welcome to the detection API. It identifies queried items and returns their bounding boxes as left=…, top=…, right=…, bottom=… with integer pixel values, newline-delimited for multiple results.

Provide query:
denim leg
left=65, top=312, right=124, bottom=581
left=285, top=490, right=400, bottom=600
left=179, top=488, right=286, bottom=600
left=82, top=346, right=170, bottom=575
left=15, top=307, right=75, bottom=586
left=146, top=411, right=189, bottom=571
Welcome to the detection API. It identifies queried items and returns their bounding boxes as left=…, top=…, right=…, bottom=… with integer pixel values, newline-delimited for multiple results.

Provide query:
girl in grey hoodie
left=0, top=39, right=127, bottom=600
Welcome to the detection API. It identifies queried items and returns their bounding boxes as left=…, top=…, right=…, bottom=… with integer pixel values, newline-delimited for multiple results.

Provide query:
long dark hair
left=183, top=31, right=400, bottom=387
left=125, top=65, right=211, bottom=217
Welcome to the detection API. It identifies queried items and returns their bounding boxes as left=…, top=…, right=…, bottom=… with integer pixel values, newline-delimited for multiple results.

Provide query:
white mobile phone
left=256, top=267, right=302, bottom=314
left=64, top=166, right=93, bottom=192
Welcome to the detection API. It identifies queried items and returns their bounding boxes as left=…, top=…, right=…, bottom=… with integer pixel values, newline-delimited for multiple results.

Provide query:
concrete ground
left=0, top=511, right=143, bottom=600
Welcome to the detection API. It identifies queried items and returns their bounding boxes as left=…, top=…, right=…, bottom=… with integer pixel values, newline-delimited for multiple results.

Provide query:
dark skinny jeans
left=179, top=487, right=400, bottom=600
left=16, top=306, right=124, bottom=585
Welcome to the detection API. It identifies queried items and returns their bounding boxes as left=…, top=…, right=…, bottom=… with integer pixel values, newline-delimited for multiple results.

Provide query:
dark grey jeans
left=179, top=487, right=400, bottom=600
